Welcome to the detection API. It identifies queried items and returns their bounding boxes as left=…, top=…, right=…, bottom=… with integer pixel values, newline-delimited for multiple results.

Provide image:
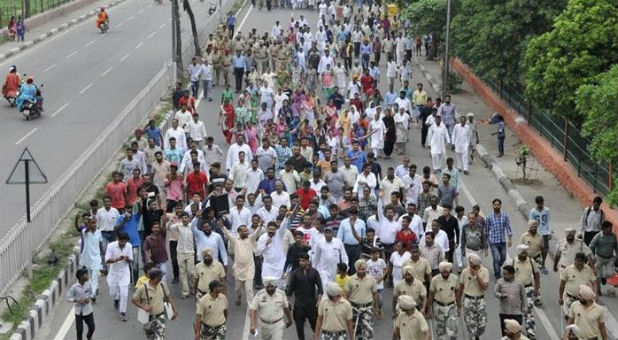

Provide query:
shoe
left=497, top=153, right=504, bottom=158
left=540, top=266, right=548, bottom=275
left=120, top=312, right=127, bottom=322
left=464, top=171, right=470, bottom=175
left=172, top=278, right=179, bottom=284
left=114, top=299, right=119, bottom=311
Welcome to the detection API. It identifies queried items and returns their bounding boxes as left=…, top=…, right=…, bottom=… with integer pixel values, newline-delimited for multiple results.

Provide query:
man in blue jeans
left=486, top=198, right=513, bottom=279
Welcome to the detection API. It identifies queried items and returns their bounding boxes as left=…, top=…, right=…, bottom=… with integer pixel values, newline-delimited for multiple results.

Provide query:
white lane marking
left=15, top=128, right=37, bottom=145
left=147, top=31, right=156, bottom=39
left=100, top=66, right=113, bottom=76
left=79, top=82, right=93, bottom=94
left=43, top=64, right=56, bottom=72
left=120, top=53, right=130, bottom=61
left=159, top=23, right=166, bottom=29
left=128, top=15, right=135, bottom=20
left=135, top=42, right=143, bottom=49
left=603, top=306, right=618, bottom=339
left=51, top=103, right=68, bottom=117
left=52, top=306, right=75, bottom=340
left=233, top=4, right=253, bottom=37
left=241, top=310, right=251, bottom=340
left=138, top=8, right=145, bottom=14
left=536, top=307, right=561, bottom=340
left=85, top=40, right=95, bottom=47
left=65, top=51, right=78, bottom=58
left=117, top=22, right=124, bottom=28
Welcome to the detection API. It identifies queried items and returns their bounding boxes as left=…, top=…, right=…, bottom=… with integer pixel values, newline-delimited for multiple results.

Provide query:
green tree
left=400, top=0, right=447, bottom=37
left=523, top=0, right=618, bottom=121
left=451, top=0, right=567, bottom=86
left=575, top=65, right=618, bottom=206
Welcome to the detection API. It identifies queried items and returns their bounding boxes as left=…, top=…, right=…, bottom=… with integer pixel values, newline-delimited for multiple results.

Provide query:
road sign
left=6, top=147, right=48, bottom=222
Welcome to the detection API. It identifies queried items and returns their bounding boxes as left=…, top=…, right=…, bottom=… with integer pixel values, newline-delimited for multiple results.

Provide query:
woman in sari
left=219, top=99, right=235, bottom=144
left=337, top=109, right=351, bottom=140
left=245, top=121, right=259, bottom=154
left=393, top=107, right=409, bottom=155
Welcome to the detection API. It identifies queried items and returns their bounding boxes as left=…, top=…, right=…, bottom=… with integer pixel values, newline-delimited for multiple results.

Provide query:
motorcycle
left=20, top=84, right=44, bottom=120
left=99, top=20, right=109, bottom=34
left=4, top=90, right=18, bottom=106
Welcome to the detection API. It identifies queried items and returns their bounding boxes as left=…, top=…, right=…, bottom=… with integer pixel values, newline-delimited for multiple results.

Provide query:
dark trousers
left=499, top=314, right=522, bottom=336
left=446, top=239, right=456, bottom=263
left=384, top=140, right=395, bottom=156
left=190, top=80, right=199, bottom=98
left=227, top=25, right=234, bottom=38
left=421, top=123, right=429, bottom=146
left=293, top=304, right=317, bottom=340
left=169, top=240, right=179, bottom=279
left=345, top=244, right=362, bottom=275
left=374, top=51, right=381, bottom=65
left=498, top=136, right=505, bottom=155
left=75, top=313, right=95, bottom=340
left=233, top=67, right=244, bottom=92
left=584, top=230, right=600, bottom=246
left=254, top=255, right=263, bottom=288
left=354, top=42, right=360, bottom=57
left=344, top=57, right=352, bottom=71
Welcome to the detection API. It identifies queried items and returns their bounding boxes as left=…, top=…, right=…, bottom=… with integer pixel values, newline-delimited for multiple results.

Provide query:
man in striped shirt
left=486, top=198, right=513, bottom=279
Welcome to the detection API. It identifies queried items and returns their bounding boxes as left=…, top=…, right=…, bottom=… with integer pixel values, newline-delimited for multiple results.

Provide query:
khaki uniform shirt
left=197, top=293, right=228, bottom=326
left=520, top=232, right=543, bottom=258
left=396, top=310, right=429, bottom=340
left=394, top=279, right=427, bottom=305
left=429, top=274, right=458, bottom=304
left=222, top=55, right=232, bottom=68
left=345, top=274, right=377, bottom=305
left=195, top=261, right=226, bottom=293
left=318, top=298, right=353, bottom=332
left=560, top=264, right=596, bottom=297
left=212, top=52, right=222, bottom=68
left=249, top=289, right=288, bottom=323
left=460, top=266, right=489, bottom=297
left=511, top=257, right=539, bottom=286
left=402, top=257, right=432, bottom=283
left=556, top=239, right=592, bottom=270
left=133, top=282, right=171, bottom=316
left=568, top=301, right=604, bottom=339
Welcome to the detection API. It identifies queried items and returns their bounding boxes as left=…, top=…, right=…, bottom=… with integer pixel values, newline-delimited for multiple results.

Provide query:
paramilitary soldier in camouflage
left=194, top=280, right=228, bottom=340
left=132, top=268, right=178, bottom=340
left=392, top=295, right=430, bottom=340
left=315, top=282, right=354, bottom=340
left=459, top=253, right=489, bottom=340
left=428, top=261, right=459, bottom=340
left=344, top=259, right=381, bottom=340
left=393, top=265, right=427, bottom=314
left=559, top=252, right=597, bottom=316
left=249, top=277, right=293, bottom=340
left=509, top=244, right=540, bottom=339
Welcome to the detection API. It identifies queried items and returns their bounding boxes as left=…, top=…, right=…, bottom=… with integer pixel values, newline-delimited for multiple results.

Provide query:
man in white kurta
left=369, top=115, right=387, bottom=158
left=164, top=119, right=188, bottom=151
left=225, top=134, right=253, bottom=172
left=105, top=234, right=133, bottom=318
left=313, top=228, right=348, bottom=289
left=426, top=115, right=451, bottom=172
left=257, top=218, right=289, bottom=285
left=452, top=116, right=472, bottom=174
left=80, top=218, right=103, bottom=297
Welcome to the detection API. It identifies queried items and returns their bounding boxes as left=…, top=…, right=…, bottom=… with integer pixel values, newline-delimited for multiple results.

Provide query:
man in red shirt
left=360, top=69, right=374, bottom=95
left=295, top=181, right=317, bottom=210
left=396, top=215, right=417, bottom=251
left=350, top=92, right=364, bottom=113
left=105, top=171, right=128, bottom=211
left=126, top=168, right=144, bottom=205
left=185, top=162, right=208, bottom=200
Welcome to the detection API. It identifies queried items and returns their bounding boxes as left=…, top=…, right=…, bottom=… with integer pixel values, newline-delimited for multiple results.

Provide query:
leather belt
left=351, top=302, right=372, bottom=308
left=434, top=300, right=454, bottom=307
left=323, top=330, right=346, bottom=336
left=260, top=317, right=283, bottom=324
left=464, top=294, right=483, bottom=300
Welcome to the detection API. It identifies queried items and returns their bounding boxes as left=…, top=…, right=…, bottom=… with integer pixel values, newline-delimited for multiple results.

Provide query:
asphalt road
left=33, top=5, right=618, bottom=340
left=0, top=0, right=226, bottom=235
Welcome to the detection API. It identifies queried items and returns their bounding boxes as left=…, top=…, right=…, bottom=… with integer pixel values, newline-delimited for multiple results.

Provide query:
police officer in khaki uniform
left=567, top=285, right=607, bottom=340
left=427, top=261, right=459, bottom=340
left=256, top=42, right=269, bottom=74
left=221, top=51, right=232, bottom=87
left=520, top=220, right=544, bottom=263
left=393, top=265, right=427, bottom=315
left=194, top=248, right=226, bottom=300
left=249, top=277, right=293, bottom=340
left=314, top=282, right=354, bottom=340
left=393, top=295, right=430, bottom=340
left=277, top=43, right=288, bottom=71
left=459, top=253, right=489, bottom=340
left=194, top=280, right=228, bottom=340
left=554, top=228, right=594, bottom=274
left=132, top=268, right=178, bottom=340
left=344, top=260, right=380, bottom=340
left=559, top=252, right=597, bottom=316
left=212, top=49, right=223, bottom=87
left=502, top=319, right=530, bottom=340
left=509, top=244, right=540, bottom=339
left=402, top=245, right=432, bottom=287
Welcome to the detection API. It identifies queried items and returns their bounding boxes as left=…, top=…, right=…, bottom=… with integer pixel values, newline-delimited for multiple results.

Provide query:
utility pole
left=171, top=0, right=178, bottom=79
left=442, top=0, right=452, bottom=98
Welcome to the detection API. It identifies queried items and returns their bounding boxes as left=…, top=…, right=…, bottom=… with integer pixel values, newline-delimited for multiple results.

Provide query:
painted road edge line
left=15, top=128, right=37, bottom=145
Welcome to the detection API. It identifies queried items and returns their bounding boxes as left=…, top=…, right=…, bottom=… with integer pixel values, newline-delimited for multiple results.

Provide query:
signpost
left=6, top=147, right=48, bottom=222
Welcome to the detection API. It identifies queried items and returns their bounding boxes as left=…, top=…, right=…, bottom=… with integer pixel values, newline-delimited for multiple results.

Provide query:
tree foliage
left=575, top=65, right=618, bottom=197
left=400, top=0, right=447, bottom=36
left=451, top=0, right=567, bottom=86
left=523, top=0, right=618, bottom=120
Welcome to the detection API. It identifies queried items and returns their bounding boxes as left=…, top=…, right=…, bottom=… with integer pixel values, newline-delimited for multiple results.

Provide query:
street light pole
left=442, top=0, right=452, bottom=98
left=171, top=0, right=177, bottom=79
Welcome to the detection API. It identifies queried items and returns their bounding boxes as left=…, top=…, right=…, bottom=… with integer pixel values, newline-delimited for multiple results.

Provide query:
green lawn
left=0, top=0, right=72, bottom=27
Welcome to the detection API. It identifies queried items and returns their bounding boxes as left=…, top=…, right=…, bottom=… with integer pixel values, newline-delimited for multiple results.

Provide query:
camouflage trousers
left=351, top=304, right=373, bottom=340
left=321, top=330, right=347, bottom=340
left=201, top=323, right=227, bottom=340
left=144, top=315, right=166, bottom=340
left=462, top=296, right=486, bottom=338
left=433, top=303, right=458, bottom=340
left=524, top=286, right=537, bottom=340
left=562, top=293, right=577, bottom=316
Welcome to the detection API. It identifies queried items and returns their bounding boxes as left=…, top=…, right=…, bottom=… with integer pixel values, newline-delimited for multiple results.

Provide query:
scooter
left=5, top=91, right=18, bottom=106
left=99, top=20, right=109, bottom=34
left=20, top=84, right=44, bottom=120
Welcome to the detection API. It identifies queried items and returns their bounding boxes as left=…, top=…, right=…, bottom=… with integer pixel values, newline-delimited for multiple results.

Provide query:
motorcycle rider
left=2, top=65, right=21, bottom=102
left=16, top=76, right=40, bottom=112
left=96, top=8, right=109, bottom=31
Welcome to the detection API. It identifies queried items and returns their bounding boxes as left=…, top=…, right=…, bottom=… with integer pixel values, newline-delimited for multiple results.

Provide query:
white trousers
left=431, top=153, right=444, bottom=171
left=456, top=149, right=469, bottom=171
left=108, top=284, right=129, bottom=313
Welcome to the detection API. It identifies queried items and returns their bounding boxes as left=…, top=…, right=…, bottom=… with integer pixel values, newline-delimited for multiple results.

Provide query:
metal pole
left=25, top=159, right=31, bottom=222
left=563, top=119, right=568, bottom=162
left=441, top=0, right=451, bottom=98
left=171, top=0, right=176, bottom=64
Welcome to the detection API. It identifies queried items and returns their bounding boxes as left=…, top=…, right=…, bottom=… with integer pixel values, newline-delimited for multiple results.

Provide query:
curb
left=9, top=252, right=79, bottom=340
left=0, top=0, right=126, bottom=63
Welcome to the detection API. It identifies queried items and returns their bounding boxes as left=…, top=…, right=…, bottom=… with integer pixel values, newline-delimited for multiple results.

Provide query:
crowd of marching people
left=66, top=1, right=618, bottom=340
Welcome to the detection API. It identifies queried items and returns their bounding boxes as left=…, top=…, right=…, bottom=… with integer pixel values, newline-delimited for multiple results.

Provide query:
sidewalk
left=412, top=53, right=618, bottom=328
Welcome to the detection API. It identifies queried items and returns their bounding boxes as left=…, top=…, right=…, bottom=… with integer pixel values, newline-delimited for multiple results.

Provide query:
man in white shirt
left=257, top=195, right=278, bottom=224
left=226, top=134, right=253, bottom=172
left=229, top=196, right=252, bottom=234
left=394, top=91, right=413, bottom=115
left=313, top=227, right=348, bottom=289
left=279, top=162, right=300, bottom=194
left=271, top=180, right=291, bottom=208
left=423, top=196, right=444, bottom=228
left=353, top=165, right=377, bottom=195
left=255, top=139, right=278, bottom=174
left=452, top=116, right=472, bottom=174
left=419, top=221, right=449, bottom=257
left=339, top=156, right=359, bottom=188
left=186, top=113, right=207, bottom=148
left=245, top=159, right=264, bottom=194
left=201, top=137, right=224, bottom=171
left=201, top=59, right=213, bottom=101
left=230, top=151, right=250, bottom=191
left=398, top=204, right=424, bottom=240
left=164, top=119, right=187, bottom=151
left=257, top=219, right=289, bottom=280
left=380, top=167, right=405, bottom=205
left=377, top=192, right=403, bottom=261
left=104, top=232, right=133, bottom=321
left=402, top=165, right=422, bottom=205
left=96, top=197, right=120, bottom=271
left=427, top=114, right=451, bottom=172
left=179, top=141, right=206, bottom=174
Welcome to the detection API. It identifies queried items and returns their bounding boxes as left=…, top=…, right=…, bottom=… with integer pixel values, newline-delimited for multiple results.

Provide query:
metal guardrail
left=482, top=77, right=613, bottom=196
left=0, top=0, right=236, bottom=296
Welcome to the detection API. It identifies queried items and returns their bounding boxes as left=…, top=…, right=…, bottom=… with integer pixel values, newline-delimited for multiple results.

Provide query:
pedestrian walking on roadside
left=249, top=277, right=294, bottom=340
left=459, top=253, right=489, bottom=340
left=486, top=198, right=513, bottom=279
left=67, top=268, right=96, bottom=340
left=76, top=215, right=103, bottom=302
left=194, top=279, right=228, bottom=340
left=494, top=265, right=527, bottom=336
left=132, top=268, right=178, bottom=340
left=490, top=113, right=506, bottom=157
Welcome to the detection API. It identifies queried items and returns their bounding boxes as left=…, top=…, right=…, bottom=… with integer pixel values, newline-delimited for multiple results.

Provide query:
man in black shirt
left=436, top=204, right=460, bottom=263
left=284, top=231, right=311, bottom=273
left=286, top=253, right=323, bottom=340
